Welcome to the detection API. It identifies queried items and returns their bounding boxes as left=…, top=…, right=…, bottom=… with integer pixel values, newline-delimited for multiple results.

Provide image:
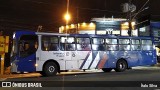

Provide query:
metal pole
left=1, top=53, right=5, bottom=75
left=0, top=36, right=5, bottom=75
left=66, top=0, right=70, bottom=34
left=128, top=0, right=132, bottom=36
left=76, top=7, right=79, bottom=34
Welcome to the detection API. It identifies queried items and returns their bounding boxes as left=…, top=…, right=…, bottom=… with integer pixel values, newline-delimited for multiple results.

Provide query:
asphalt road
left=4, top=67, right=160, bottom=81
left=1, top=67, right=160, bottom=90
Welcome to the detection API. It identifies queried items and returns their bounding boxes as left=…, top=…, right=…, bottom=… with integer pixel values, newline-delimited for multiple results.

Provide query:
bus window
left=50, top=36, right=59, bottom=51
left=132, top=39, right=140, bottom=44
left=42, top=36, right=58, bottom=51
left=107, top=45, right=118, bottom=50
left=131, top=39, right=141, bottom=50
left=19, top=35, right=38, bottom=57
left=60, top=37, right=75, bottom=51
left=119, top=39, right=130, bottom=51
left=77, top=37, right=91, bottom=51
left=141, top=39, right=152, bottom=50
left=105, top=39, right=118, bottom=51
left=92, top=38, right=105, bottom=51
left=106, top=39, right=117, bottom=44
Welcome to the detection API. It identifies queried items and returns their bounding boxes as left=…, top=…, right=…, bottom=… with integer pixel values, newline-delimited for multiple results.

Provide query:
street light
left=64, top=0, right=70, bottom=23
left=64, top=13, right=71, bottom=22
left=63, top=0, right=70, bottom=33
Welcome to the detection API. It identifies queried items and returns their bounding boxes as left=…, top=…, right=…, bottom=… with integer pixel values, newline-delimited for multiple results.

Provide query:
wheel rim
left=48, top=66, right=55, bottom=72
left=119, top=63, right=125, bottom=70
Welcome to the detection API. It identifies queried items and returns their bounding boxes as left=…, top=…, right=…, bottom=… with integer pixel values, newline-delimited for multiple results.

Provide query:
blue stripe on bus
left=88, top=51, right=98, bottom=69
left=80, top=51, right=91, bottom=69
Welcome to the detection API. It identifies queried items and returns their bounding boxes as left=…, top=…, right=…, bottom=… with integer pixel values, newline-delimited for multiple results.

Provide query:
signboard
left=95, top=21, right=121, bottom=35
left=0, top=36, right=9, bottom=54
left=95, top=21, right=121, bottom=31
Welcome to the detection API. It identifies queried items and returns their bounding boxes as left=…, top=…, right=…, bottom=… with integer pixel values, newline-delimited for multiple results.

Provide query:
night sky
left=0, top=0, right=159, bottom=35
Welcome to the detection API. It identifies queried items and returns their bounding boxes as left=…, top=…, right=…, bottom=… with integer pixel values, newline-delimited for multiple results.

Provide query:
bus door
left=60, top=37, right=78, bottom=70
left=75, top=37, right=92, bottom=70
left=17, top=35, right=38, bottom=72
left=141, top=39, right=155, bottom=65
left=129, top=39, right=141, bottom=66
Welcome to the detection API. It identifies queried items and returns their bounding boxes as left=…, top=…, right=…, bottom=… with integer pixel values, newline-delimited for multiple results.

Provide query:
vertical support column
left=128, top=21, right=132, bottom=36
left=0, top=36, right=8, bottom=75
left=1, top=53, right=5, bottom=75
left=76, top=7, right=79, bottom=34
left=128, top=0, right=133, bottom=36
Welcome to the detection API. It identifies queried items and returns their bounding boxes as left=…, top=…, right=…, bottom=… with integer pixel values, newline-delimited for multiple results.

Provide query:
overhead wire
left=132, top=0, right=150, bottom=20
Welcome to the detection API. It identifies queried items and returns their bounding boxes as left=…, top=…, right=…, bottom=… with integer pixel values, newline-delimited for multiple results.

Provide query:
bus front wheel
left=102, top=68, right=112, bottom=72
left=42, top=62, right=58, bottom=76
left=114, top=60, right=127, bottom=72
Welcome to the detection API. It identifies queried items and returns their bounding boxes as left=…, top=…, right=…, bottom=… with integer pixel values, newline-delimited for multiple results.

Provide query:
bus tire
left=43, top=62, right=58, bottom=76
left=102, top=68, right=112, bottom=72
left=114, top=60, right=127, bottom=72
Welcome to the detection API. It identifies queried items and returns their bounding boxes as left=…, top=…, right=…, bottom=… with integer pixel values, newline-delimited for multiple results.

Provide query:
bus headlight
left=35, top=63, right=38, bottom=67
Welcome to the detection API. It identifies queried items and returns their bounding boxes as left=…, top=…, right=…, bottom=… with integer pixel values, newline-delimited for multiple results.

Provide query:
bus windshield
left=18, top=35, right=38, bottom=57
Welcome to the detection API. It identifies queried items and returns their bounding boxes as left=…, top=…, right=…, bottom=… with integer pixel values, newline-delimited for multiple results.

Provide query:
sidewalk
left=132, top=63, right=160, bottom=70
left=0, top=73, right=41, bottom=81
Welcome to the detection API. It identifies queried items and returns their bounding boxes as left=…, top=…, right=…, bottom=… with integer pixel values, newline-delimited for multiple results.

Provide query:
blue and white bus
left=10, top=30, right=157, bottom=76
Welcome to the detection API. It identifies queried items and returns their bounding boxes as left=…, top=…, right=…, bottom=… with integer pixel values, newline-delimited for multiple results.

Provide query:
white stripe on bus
left=90, top=52, right=100, bottom=69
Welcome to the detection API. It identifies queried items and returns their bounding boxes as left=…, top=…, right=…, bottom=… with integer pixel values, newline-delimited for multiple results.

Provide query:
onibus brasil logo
left=1, top=82, right=42, bottom=87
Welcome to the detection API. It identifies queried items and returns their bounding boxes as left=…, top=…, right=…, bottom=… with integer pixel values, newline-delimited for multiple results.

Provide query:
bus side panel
left=38, top=51, right=66, bottom=70
left=153, top=50, right=158, bottom=64
left=139, top=50, right=157, bottom=65
left=126, top=51, right=141, bottom=67
left=102, top=51, right=139, bottom=68
left=77, top=51, right=92, bottom=69
left=102, top=51, right=117, bottom=68
left=36, top=60, right=66, bottom=71
left=17, top=54, right=36, bottom=72
left=36, top=60, right=45, bottom=71
left=89, top=51, right=100, bottom=69
left=102, top=50, right=157, bottom=69
left=93, top=51, right=108, bottom=69
left=102, top=51, right=141, bottom=68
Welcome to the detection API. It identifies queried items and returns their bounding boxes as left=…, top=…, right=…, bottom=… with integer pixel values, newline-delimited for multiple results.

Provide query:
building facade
left=59, top=18, right=137, bottom=36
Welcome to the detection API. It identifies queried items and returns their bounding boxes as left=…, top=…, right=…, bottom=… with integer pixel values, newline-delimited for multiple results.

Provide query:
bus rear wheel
left=114, top=60, right=127, bottom=72
left=42, top=62, right=58, bottom=76
left=102, top=68, right=112, bottom=72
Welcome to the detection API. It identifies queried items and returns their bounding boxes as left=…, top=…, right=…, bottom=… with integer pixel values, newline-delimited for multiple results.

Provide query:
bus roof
left=36, top=32, right=152, bottom=39
left=14, top=30, right=152, bottom=39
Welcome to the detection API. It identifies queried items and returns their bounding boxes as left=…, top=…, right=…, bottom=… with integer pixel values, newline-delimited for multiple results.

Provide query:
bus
left=10, top=30, right=157, bottom=76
